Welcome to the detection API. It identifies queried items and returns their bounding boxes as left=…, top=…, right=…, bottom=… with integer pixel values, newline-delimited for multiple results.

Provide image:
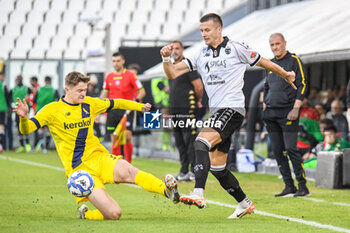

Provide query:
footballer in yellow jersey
left=14, top=71, right=180, bottom=220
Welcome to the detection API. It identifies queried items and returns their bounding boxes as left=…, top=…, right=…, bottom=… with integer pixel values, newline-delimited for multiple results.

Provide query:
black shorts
left=106, top=109, right=134, bottom=134
left=0, top=112, right=6, bottom=125
left=208, top=108, right=244, bottom=153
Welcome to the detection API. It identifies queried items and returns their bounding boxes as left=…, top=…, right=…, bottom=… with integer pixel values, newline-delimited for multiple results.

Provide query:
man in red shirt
left=101, top=52, right=145, bottom=162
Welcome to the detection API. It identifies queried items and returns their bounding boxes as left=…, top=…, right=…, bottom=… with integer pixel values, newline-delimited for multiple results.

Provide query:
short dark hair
left=112, top=51, right=125, bottom=60
left=320, top=118, right=334, bottom=127
left=44, top=76, right=52, bottom=83
left=324, top=125, right=338, bottom=133
left=127, top=63, right=141, bottom=74
left=30, top=76, right=38, bottom=82
left=65, top=72, right=90, bottom=87
left=200, top=13, right=223, bottom=27
left=172, top=40, right=184, bottom=48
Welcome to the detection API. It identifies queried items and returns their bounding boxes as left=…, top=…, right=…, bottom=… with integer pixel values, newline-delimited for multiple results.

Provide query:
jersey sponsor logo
left=204, top=60, right=227, bottom=73
left=65, top=112, right=71, bottom=116
left=113, top=77, right=123, bottom=80
left=64, top=119, right=91, bottom=130
left=225, top=47, right=231, bottom=55
left=250, top=52, right=257, bottom=59
left=204, top=52, right=210, bottom=57
left=206, top=74, right=225, bottom=85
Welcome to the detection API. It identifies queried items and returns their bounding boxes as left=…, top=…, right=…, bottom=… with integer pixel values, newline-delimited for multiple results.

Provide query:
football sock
left=238, top=197, right=252, bottom=209
left=193, top=188, right=204, bottom=197
left=134, top=170, right=166, bottom=197
left=85, top=209, right=104, bottom=220
left=193, top=138, right=211, bottom=189
left=124, top=143, right=133, bottom=163
left=210, top=166, right=246, bottom=203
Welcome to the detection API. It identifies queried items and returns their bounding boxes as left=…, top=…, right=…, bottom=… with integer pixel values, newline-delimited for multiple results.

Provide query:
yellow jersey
left=20, top=96, right=143, bottom=176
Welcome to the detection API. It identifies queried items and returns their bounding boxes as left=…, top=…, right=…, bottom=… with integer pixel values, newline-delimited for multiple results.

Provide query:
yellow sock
left=85, top=210, right=104, bottom=220
left=134, top=171, right=166, bottom=196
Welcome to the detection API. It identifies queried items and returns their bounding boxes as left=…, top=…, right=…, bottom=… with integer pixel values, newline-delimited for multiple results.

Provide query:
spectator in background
left=101, top=52, right=146, bottom=163
left=0, top=72, right=10, bottom=152
left=299, top=98, right=320, bottom=122
left=346, top=79, right=350, bottom=130
left=328, top=99, right=348, bottom=140
left=28, top=76, right=40, bottom=147
left=127, top=63, right=141, bottom=76
left=302, top=118, right=334, bottom=160
left=10, top=75, right=32, bottom=152
left=34, top=76, right=59, bottom=153
left=314, top=103, right=327, bottom=120
left=28, top=76, right=40, bottom=114
left=169, top=40, right=203, bottom=182
left=322, top=125, right=350, bottom=151
left=307, top=87, right=321, bottom=107
left=323, top=88, right=336, bottom=112
left=263, top=33, right=310, bottom=197
left=335, top=84, right=347, bottom=111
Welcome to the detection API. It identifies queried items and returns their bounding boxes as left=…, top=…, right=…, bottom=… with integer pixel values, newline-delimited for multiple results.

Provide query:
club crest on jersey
left=225, top=47, right=231, bottom=55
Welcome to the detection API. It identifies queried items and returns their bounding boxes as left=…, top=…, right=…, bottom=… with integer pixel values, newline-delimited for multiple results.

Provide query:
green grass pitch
left=0, top=151, right=349, bottom=233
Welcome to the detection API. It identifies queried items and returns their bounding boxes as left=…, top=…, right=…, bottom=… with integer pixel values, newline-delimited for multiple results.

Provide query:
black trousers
left=263, top=108, right=306, bottom=187
left=173, top=116, right=197, bottom=174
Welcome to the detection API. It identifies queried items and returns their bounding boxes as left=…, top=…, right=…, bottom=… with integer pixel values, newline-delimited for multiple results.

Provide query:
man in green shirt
left=323, top=125, right=350, bottom=151
left=34, top=76, right=59, bottom=153
left=11, top=75, right=32, bottom=152
left=0, top=72, right=10, bottom=153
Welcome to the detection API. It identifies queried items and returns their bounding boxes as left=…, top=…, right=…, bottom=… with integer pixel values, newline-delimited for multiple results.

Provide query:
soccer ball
left=67, top=170, right=95, bottom=197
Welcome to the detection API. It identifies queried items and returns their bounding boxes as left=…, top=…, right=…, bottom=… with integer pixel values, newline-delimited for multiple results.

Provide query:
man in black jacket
left=263, top=33, right=310, bottom=197
left=169, top=40, right=203, bottom=182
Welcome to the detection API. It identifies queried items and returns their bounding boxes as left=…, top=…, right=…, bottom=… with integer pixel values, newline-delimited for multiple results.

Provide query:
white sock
left=193, top=188, right=204, bottom=198
left=238, top=197, right=251, bottom=208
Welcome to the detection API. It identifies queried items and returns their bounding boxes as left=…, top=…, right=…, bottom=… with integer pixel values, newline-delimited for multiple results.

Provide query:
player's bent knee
left=194, top=138, right=211, bottom=151
left=104, top=209, right=122, bottom=220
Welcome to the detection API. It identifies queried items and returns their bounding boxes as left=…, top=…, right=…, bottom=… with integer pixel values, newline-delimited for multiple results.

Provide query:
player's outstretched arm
left=257, top=57, right=297, bottom=90
left=13, top=98, right=37, bottom=135
left=114, top=99, right=151, bottom=112
left=161, top=44, right=190, bottom=79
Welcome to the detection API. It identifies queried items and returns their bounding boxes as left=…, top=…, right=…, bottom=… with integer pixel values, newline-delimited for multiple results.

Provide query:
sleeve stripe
left=250, top=54, right=261, bottom=67
left=107, top=99, right=114, bottom=111
left=186, top=58, right=194, bottom=71
left=291, top=55, right=306, bottom=95
left=29, top=117, right=41, bottom=129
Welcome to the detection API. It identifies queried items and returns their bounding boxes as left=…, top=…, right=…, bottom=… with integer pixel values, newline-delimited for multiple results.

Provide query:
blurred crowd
left=256, top=84, right=350, bottom=168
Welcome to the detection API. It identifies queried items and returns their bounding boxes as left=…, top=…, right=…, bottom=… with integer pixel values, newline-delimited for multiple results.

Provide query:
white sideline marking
left=1, top=155, right=350, bottom=233
left=305, top=198, right=350, bottom=207
left=0, top=155, right=65, bottom=171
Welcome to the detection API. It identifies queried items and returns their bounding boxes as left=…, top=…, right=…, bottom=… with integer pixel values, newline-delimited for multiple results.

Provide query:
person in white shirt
left=161, top=13, right=296, bottom=219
